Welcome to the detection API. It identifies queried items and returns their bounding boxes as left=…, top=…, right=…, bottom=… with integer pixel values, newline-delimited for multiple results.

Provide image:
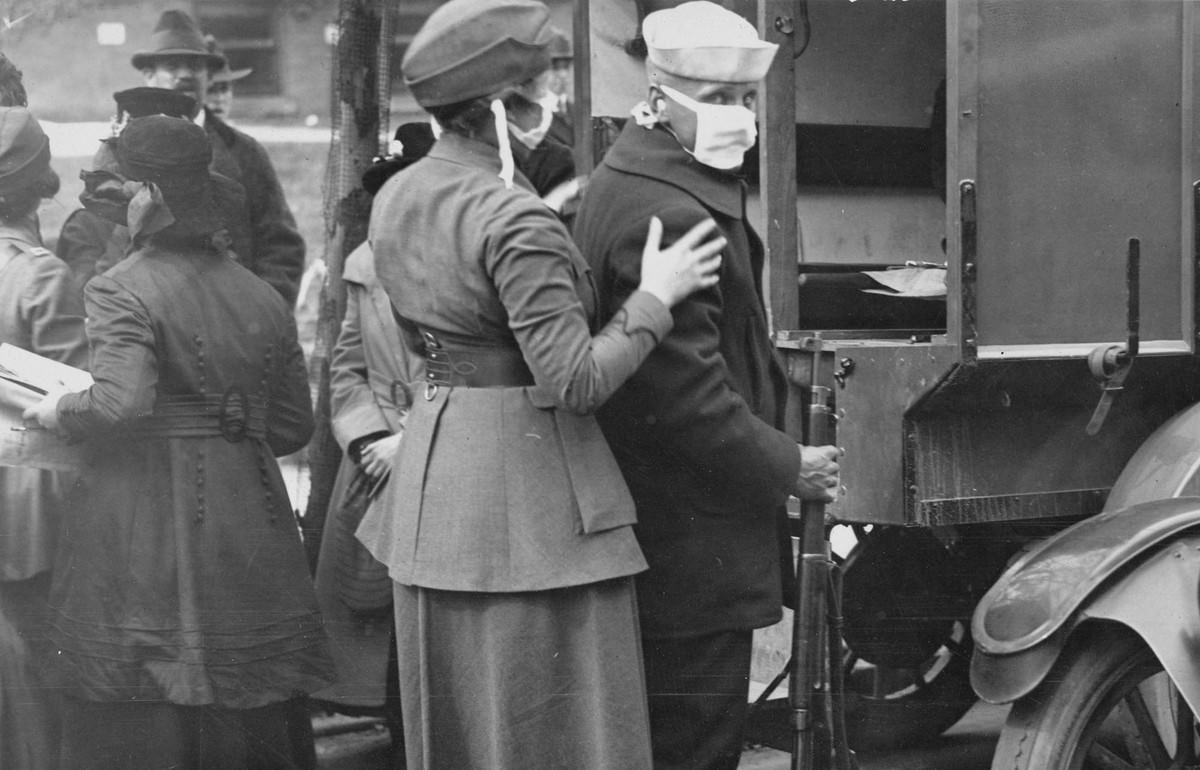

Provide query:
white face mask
left=506, top=90, right=558, bottom=150
left=658, top=83, right=757, bottom=171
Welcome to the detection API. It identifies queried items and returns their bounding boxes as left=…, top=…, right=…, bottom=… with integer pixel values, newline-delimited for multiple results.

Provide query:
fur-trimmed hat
left=113, top=87, right=196, bottom=120
left=401, top=0, right=554, bottom=108
left=643, top=1, right=777, bottom=83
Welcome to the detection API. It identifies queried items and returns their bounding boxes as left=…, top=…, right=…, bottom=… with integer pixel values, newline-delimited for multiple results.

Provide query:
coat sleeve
left=266, top=311, right=315, bottom=457
left=600, top=205, right=801, bottom=511
left=57, top=275, right=158, bottom=436
left=22, top=254, right=89, bottom=370
left=56, top=209, right=110, bottom=287
left=329, top=284, right=393, bottom=451
left=488, top=202, right=674, bottom=415
left=230, top=130, right=305, bottom=307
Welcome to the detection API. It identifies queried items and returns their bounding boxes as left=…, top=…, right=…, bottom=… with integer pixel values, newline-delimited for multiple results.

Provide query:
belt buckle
left=424, top=381, right=438, bottom=401
left=219, top=387, right=249, bottom=442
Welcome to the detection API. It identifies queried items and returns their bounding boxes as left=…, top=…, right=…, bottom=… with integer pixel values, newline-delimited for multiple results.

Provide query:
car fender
left=1106, top=400, right=1200, bottom=509
left=970, top=497, right=1200, bottom=705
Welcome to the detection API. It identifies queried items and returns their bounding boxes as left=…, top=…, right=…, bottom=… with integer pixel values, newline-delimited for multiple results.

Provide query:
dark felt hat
left=131, top=10, right=225, bottom=70
left=401, top=0, right=554, bottom=108
left=362, top=122, right=436, bottom=195
left=548, top=26, right=572, bottom=60
left=0, top=107, right=50, bottom=197
left=205, top=34, right=252, bottom=83
left=113, top=87, right=196, bottom=120
left=116, top=115, right=222, bottom=235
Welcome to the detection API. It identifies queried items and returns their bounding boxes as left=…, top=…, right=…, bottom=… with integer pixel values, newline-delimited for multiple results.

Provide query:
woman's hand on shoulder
left=638, top=216, right=725, bottom=308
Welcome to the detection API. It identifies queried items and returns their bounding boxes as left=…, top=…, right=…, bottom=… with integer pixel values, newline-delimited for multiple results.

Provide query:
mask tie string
left=490, top=98, right=515, bottom=190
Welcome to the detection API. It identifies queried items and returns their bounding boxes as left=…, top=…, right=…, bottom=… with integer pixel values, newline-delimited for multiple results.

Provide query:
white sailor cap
left=643, top=1, right=778, bottom=83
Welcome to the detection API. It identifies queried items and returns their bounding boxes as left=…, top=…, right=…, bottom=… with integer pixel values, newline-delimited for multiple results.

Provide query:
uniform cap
left=643, top=1, right=778, bottom=83
left=132, top=10, right=225, bottom=71
left=401, top=0, right=554, bottom=108
left=0, top=107, right=50, bottom=197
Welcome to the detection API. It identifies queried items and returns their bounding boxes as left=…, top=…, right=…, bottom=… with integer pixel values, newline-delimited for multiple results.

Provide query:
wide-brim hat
left=116, top=115, right=222, bottom=235
left=643, top=1, right=778, bottom=83
left=402, top=0, right=554, bottom=108
left=0, top=106, right=50, bottom=198
left=211, top=65, right=252, bottom=84
left=132, top=10, right=225, bottom=71
left=204, top=34, right=253, bottom=84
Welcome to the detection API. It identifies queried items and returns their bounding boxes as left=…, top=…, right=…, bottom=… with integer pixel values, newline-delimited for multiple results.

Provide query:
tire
left=991, top=624, right=1199, bottom=770
left=838, top=526, right=981, bottom=750
left=843, top=618, right=978, bottom=751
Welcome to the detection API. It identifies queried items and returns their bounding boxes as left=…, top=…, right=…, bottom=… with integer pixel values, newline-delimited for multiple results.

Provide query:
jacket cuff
left=619, top=290, right=674, bottom=343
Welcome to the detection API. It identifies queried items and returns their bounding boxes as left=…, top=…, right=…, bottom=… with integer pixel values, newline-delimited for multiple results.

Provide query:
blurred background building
left=0, top=0, right=573, bottom=124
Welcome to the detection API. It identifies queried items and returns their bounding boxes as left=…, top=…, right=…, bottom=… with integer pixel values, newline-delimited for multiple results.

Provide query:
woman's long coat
left=357, top=132, right=670, bottom=592
left=313, top=241, right=421, bottom=710
left=0, top=220, right=88, bottom=580
left=51, top=241, right=333, bottom=708
left=0, top=218, right=88, bottom=770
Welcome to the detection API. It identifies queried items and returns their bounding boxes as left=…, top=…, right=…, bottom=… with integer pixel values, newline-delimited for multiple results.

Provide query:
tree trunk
left=302, top=0, right=393, bottom=573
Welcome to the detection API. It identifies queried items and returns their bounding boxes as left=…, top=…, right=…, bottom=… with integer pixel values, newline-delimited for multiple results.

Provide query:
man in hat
left=204, top=34, right=252, bottom=122
left=572, top=3, right=842, bottom=768
left=129, top=9, right=304, bottom=305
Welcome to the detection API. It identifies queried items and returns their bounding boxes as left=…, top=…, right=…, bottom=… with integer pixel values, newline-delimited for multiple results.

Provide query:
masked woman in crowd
left=0, top=106, right=86, bottom=769
left=354, top=1, right=725, bottom=767
left=24, top=115, right=333, bottom=769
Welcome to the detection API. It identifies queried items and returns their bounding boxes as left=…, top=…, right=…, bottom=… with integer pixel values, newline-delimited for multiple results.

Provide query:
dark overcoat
left=51, top=238, right=332, bottom=707
left=573, top=121, right=802, bottom=638
left=205, top=112, right=306, bottom=305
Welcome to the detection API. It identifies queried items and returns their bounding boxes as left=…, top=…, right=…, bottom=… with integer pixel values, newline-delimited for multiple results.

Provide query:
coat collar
left=0, top=215, right=43, bottom=249
left=342, top=240, right=375, bottom=285
left=602, top=121, right=745, bottom=220
left=427, top=132, right=536, bottom=195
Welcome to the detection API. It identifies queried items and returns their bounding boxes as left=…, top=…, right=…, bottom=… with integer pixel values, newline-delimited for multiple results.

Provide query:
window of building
left=390, top=1, right=442, bottom=95
left=198, top=3, right=281, bottom=97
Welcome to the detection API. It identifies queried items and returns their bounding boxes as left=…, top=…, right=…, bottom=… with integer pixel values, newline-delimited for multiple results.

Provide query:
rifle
left=790, top=333, right=854, bottom=770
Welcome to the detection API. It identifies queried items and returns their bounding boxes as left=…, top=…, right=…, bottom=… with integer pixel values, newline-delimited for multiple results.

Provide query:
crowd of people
left=3, top=1, right=841, bottom=768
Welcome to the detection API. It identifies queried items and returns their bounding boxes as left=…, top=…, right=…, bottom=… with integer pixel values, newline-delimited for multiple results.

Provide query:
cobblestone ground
left=313, top=702, right=1006, bottom=769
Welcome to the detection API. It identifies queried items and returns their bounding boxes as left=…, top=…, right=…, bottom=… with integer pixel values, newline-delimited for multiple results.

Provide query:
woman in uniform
left=0, top=106, right=85, bottom=770
left=355, top=1, right=726, bottom=767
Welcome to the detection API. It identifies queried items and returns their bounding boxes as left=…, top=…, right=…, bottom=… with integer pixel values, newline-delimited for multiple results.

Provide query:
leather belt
left=130, top=391, right=268, bottom=442
left=419, top=327, right=534, bottom=391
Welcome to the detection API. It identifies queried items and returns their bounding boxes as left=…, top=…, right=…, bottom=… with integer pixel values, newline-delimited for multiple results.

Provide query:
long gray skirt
left=394, top=577, right=652, bottom=769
